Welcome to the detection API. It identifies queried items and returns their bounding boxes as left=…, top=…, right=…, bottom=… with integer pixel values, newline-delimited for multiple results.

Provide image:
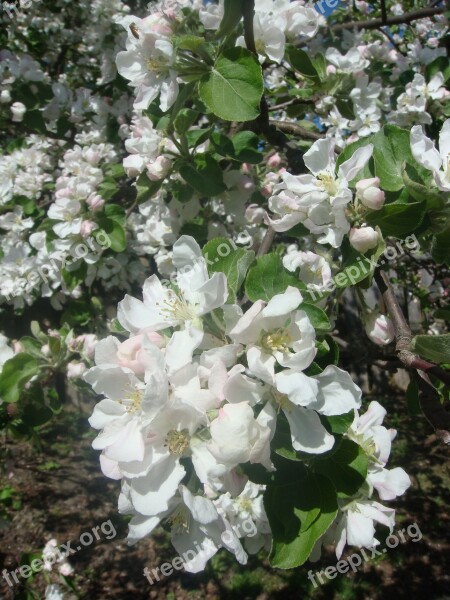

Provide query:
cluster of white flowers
left=317, top=401, right=410, bottom=559
left=84, top=235, right=409, bottom=568
left=265, top=137, right=375, bottom=248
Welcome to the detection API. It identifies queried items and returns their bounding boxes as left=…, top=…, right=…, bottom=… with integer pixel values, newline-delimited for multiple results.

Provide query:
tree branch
left=374, top=268, right=450, bottom=443
left=268, top=120, right=325, bottom=142
left=329, top=5, right=445, bottom=32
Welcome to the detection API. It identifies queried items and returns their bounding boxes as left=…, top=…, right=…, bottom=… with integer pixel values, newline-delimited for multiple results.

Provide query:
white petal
left=275, top=370, right=319, bottom=407
left=314, top=366, right=362, bottom=415
left=410, top=125, right=442, bottom=172
left=283, top=405, right=335, bottom=454
left=304, top=138, right=335, bottom=175
left=338, top=144, right=373, bottom=182
left=130, top=456, right=185, bottom=516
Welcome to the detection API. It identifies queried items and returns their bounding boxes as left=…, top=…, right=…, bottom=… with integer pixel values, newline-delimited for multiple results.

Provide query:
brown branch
left=257, top=227, right=275, bottom=257
left=329, top=6, right=445, bottom=32
left=269, top=120, right=325, bottom=142
left=374, top=268, right=450, bottom=443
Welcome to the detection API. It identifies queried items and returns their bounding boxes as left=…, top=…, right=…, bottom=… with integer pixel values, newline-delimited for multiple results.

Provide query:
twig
left=374, top=268, right=450, bottom=443
left=329, top=6, right=445, bottom=32
left=257, top=227, right=275, bottom=257
left=268, top=120, right=325, bottom=142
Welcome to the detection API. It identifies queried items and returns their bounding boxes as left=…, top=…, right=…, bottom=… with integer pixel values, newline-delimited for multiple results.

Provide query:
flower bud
left=0, top=89, right=11, bottom=104
left=86, top=193, right=104, bottom=212
left=267, top=153, right=282, bottom=167
left=11, top=101, right=26, bottom=122
left=349, top=226, right=379, bottom=253
left=67, top=361, right=87, bottom=379
left=356, top=177, right=385, bottom=210
left=147, top=156, right=171, bottom=181
left=80, top=220, right=97, bottom=238
left=365, top=313, right=395, bottom=345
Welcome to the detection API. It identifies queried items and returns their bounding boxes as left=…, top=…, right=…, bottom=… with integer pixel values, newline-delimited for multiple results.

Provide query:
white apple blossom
left=116, top=16, right=179, bottom=111
left=118, top=235, right=227, bottom=333
left=266, top=138, right=373, bottom=247
left=410, top=118, right=450, bottom=192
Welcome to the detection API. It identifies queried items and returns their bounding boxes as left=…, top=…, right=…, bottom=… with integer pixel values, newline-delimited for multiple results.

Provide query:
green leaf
left=245, top=253, right=304, bottom=302
left=96, top=218, right=126, bottom=252
left=21, top=389, right=53, bottom=428
left=431, top=225, right=450, bottom=266
left=336, top=98, right=355, bottom=120
left=366, top=199, right=426, bottom=237
left=412, top=334, right=450, bottom=364
left=285, top=46, right=319, bottom=79
left=135, top=173, right=162, bottom=203
left=372, top=125, right=415, bottom=191
left=199, top=47, right=263, bottom=122
left=299, top=303, right=330, bottom=331
left=104, top=204, right=126, bottom=226
left=230, top=131, right=263, bottom=163
left=174, top=108, right=199, bottom=134
left=426, top=56, right=450, bottom=83
left=402, top=165, right=444, bottom=210
left=98, top=177, right=118, bottom=200
left=0, top=354, right=40, bottom=404
left=203, top=238, right=255, bottom=301
left=322, top=411, right=354, bottom=435
left=265, top=471, right=338, bottom=568
left=212, top=130, right=262, bottom=163
left=180, top=154, right=226, bottom=195
left=174, top=35, right=206, bottom=53
left=313, top=439, right=368, bottom=498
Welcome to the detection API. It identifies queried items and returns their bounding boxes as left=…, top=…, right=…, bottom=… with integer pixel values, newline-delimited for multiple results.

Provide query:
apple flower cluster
left=85, top=236, right=410, bottom=569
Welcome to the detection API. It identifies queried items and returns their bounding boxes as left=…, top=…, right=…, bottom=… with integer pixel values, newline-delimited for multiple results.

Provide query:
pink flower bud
left=86, top=193, right=104, bottom=212
left=80, top=220, right=97, bottom=238
left=12, top=341, right=23, bottom=353
left=267, top=153, right=282, bottom=167
left=356, top=177, right=385, bottom=210
left=147, top=156, right=171, bottom=181
left=67, top=361, right=87, bottom=379
left=349, top=227, right=379, bottom=253
left=326, top=65, right=337, bottom=75
left=116, top=332, right=163, bottom=374
left=365, top=313, right=395, bottom=345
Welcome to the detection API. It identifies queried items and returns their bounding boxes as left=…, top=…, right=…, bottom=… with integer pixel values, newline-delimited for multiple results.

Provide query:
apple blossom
left=349, top=226, right=379, bottom=253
